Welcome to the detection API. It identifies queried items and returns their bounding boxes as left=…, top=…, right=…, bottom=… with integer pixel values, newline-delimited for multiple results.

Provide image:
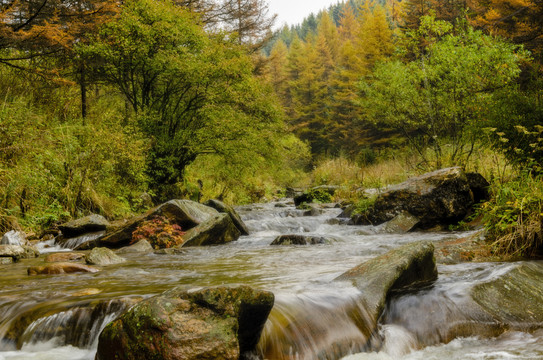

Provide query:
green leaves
left=359, top=15, right=529, bottom=168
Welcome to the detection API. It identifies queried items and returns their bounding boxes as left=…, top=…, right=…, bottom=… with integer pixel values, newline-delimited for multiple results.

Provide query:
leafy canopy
left=360, top=16, right=529, bottom=168
left=79, top=0, right=286, bottom=201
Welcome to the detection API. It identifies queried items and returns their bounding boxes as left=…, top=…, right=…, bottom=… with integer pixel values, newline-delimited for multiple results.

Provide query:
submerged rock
left=354, top=167, right=482, bottom=229
left=96, top=285, right=274, bottom=360
left=271, top=235, right=333, bottom=245
left=380, top=211, right=420, bottom=234
left=116, top=239, right=154, bottom=254
left=44, top=252, right=86, bottom=263
left=335, top=241, right=437, bottom=336
left=58, top=214, right=110, bottom=238
left=181, top=213, right=241, bottom=247
left=205, top=199, right=250, bottom=236
left=27, top=262, right=99, bottom=275
left=85, top=248, right=126, bottom=266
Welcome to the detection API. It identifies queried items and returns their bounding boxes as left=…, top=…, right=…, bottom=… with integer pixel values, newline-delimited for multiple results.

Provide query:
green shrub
left=479, top=171, right=543, bottom=258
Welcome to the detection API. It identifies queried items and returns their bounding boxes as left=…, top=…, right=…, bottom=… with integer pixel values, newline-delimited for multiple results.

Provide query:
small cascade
left=259, top=292, right=372, bottom=360
left=61, top=231, right=106, bottom=250
left=0, top=298, right=133, bottom=353
left=19, top=299, right=129, bottom=349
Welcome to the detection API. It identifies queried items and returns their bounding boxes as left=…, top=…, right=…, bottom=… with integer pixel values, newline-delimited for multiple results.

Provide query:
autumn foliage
left=131, top=216, right=186, bottom=249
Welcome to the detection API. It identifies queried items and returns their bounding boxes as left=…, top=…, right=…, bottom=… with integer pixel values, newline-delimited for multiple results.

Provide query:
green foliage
left=480, top=85, right=543, bottom=172
left=131, top=216, right=185, bottom=249
left=306, top=188, right=333, bottom=203
left=185, top=134, right=311, bottom=204
left=352, top=195, right=377, bottom=216
left=80, top=0, right=287, bottom=202
left=479, top=171, right=543, bottom=258
left=360, top=16, right=529, bottom=169
left=0, top=68, right=148, bottom=230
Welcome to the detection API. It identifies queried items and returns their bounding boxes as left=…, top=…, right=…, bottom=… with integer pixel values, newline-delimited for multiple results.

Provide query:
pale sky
left=267, top=0, right=341, bottom=27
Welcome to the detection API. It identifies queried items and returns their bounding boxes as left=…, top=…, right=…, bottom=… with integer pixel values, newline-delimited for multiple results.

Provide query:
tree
left=0, top=0, right=118, bottom=116
left=360, top=16, right=529, bottom=168
left=470, top=0, right=543, bottom=60
left=80, top=0, right=284, bottom=201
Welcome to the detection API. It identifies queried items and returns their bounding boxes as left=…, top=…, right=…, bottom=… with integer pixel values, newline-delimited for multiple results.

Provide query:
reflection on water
left=0, top=200, right=541, bottom=359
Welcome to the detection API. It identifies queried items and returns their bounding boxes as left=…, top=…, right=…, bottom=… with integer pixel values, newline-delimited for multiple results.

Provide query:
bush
left=479, top=171, right=543, bottom=258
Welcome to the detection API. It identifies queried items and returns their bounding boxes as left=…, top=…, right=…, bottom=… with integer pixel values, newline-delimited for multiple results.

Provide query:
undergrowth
left=479, top=171, right=543, bottom=258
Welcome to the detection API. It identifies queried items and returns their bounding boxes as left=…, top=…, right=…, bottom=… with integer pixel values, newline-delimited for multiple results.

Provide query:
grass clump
left=479, top=171, right=543, bottom=259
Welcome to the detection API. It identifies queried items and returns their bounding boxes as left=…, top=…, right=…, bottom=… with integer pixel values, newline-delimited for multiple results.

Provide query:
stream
left=0, top=200, right=542, bottom=360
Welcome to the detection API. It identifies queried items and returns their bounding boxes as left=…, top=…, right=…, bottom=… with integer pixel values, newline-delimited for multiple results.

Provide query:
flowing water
left=0, top=200, right=542, bottom=360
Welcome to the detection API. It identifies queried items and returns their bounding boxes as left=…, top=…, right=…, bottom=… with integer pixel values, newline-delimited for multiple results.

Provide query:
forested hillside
left=264, top=0, right=542, bottom=162
left=0, top=0, right=309, bottom=230
left=264, top=0, right=543, bottom=256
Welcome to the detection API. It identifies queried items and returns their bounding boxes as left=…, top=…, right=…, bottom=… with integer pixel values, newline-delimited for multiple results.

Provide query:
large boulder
left=95, top=285, right=274, bottom=360
left=204, top=199, right=250, bottom=236
left=335, top=241, right=437, bottom=337
left=471, top=262, right=543, bottom=327
left=0, top=244, right=39, bottom=262
left=1, top=230, right=26, bottom=246
left=382, top=262, right=543, bottom=346
left=181, top=213, right=241, bottom=247
left=85, top=247, right=126, bottom=266
left=354, top=167, right=481, bottom=229
left=84, top=200, right=220, bottom=249
left=58, top=214, right=110, bottom=238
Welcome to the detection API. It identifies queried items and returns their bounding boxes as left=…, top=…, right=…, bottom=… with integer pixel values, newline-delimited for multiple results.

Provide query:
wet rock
left=67, top=231, right=107, bottom=250
left=28, top=262, right=99, bottom=275
left=385, top=262, right=543, bottom=346
left=271, top=235, right=333, bottom=245
left=97, top=200, right=219, bottom=249
left=1, top=230, right=26, bottom=246
left=86, top=248, right=126, bottom=266
left=44, top=252, right=86, bottom=263
left=181, top=213, right=241, bottom=247
left=96, top=285, right=274, bottom=360
left=335, top=241, right=437, bottom=336
left=0, top=244, right=38, bottom=262
left=380, top=211, right=420, bottom=234
left=116, top=239, right=154, bottom=254
left=154, top=248, right=186, bottom=255
left=355, top=167, right=479, bottom=229
left=0, top=257, right=13, bottom=264
left=434, top=230, right=491, bottom=264
left=303, top=204, right=324, bottom=217
left=466, top=172, right=491, bottom=204
left=471, top=262, right=543, bottom=328
left=58, top=214, right=110, bottom=238
left=6, top=298, right=139, bottom=349
left=205, top=199, right=250, bottom=236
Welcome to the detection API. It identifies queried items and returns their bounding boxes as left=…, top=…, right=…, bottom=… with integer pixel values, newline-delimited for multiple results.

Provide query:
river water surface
left=0, top=200, right=542, bottom=360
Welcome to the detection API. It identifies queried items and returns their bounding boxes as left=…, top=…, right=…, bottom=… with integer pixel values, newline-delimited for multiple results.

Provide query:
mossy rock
left=95, top=285, right=274, bottom=360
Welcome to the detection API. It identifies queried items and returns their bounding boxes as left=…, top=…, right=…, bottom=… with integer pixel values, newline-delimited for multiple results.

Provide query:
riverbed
left=0, top=200, right=541, bottom=359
